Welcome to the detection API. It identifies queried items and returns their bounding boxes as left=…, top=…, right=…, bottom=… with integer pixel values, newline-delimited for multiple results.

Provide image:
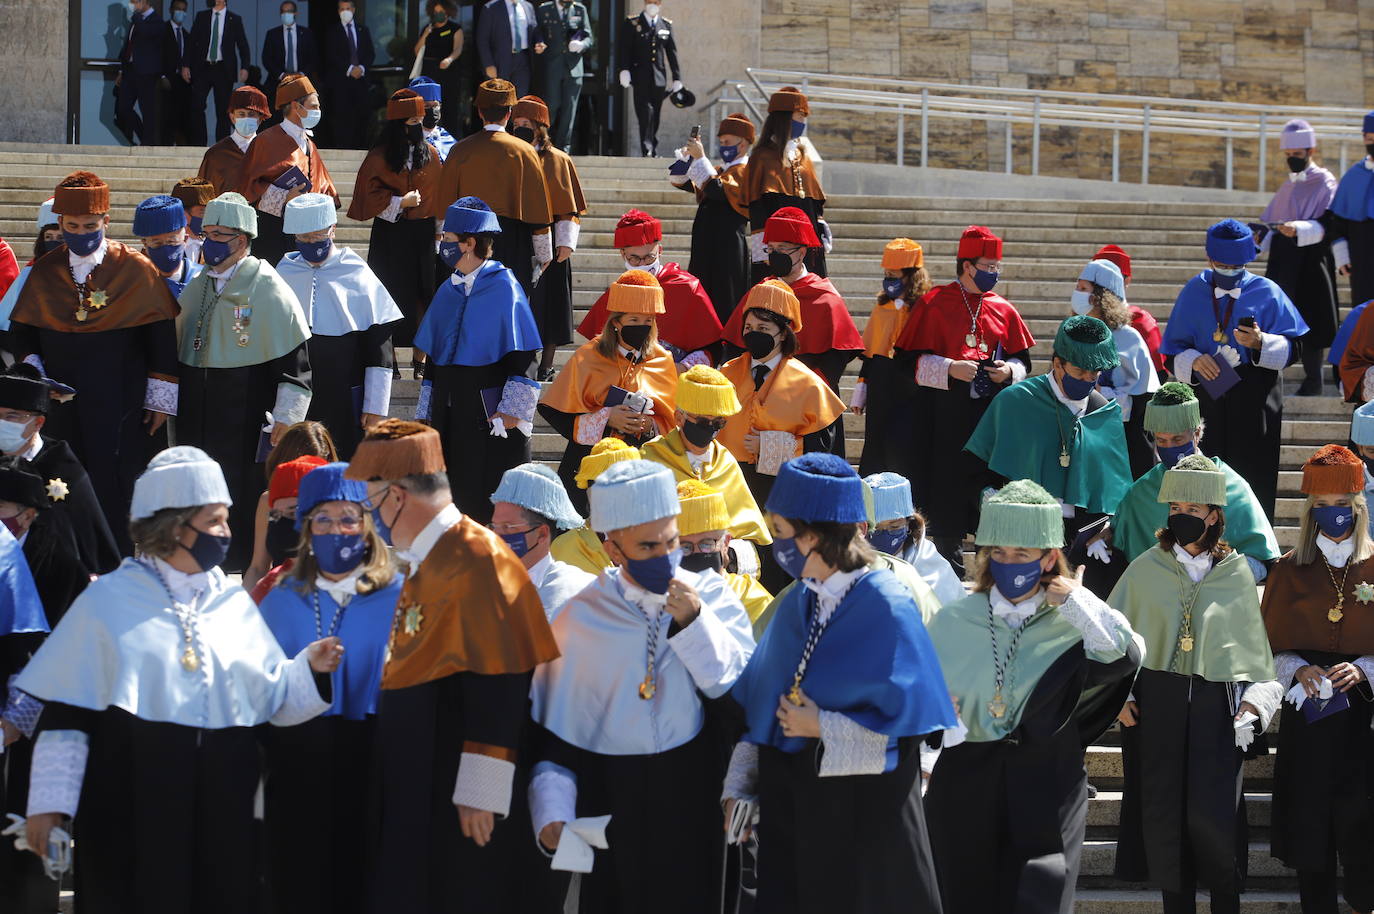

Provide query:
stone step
left=1086, top=791, right=1272, bottom=829
left=1080, top=840, right=1292, bottom=880
left=1072, top=889, right=1300, bottom=912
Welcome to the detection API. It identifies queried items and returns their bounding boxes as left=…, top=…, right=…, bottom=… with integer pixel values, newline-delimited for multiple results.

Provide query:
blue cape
left=163, top=260, right=203, bottom=301
left=0, top=265, right=31, bottom=332
left=1160, top=270, right=1308, bottom=357
left=1330, top=300, right=1371, bottom=367
left=1331, top=161, right=1374, bottom=222
left=731, top=569, right=955, bottom=771
left=258, top=577, right=401, bottom=720
left=0, top=526, right=46, bottom=637
left=414, top=259, right=541, bottom=367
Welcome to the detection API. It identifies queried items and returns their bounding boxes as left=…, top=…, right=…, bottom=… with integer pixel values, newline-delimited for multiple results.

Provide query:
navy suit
left=262, top=23, right=317, bottom=94
left=322, top=20, right=376, bottom=149
left=186, top=7, right=252, bottom=143
left=117, top=9, right=176, bottom=145
left=164, top=19, right=196, bottom=144
left=475, top=0, right=543, bottom=98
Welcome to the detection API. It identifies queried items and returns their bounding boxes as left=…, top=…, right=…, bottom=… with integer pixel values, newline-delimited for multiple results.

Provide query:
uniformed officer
left=616, top=0, right=681, bottom=157
left=536, top=0, right=593, bottom=151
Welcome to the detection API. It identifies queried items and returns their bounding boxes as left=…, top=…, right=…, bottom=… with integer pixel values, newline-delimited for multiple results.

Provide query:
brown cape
left=11, top=241, right=179, bottom=334
left=437, top=129, right=552, bottom=226
left=235, top=123, right=339, bottom=206
left=197, top=137, right=247, bottom=196
left=346, top=143, right=443, bottom=222
left=1262, top=551, right=1374, bottom=655
left=538, top=144, right=586, bottom=221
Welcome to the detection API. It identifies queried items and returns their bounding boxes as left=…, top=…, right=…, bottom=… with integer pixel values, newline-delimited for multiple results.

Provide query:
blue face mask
left=62, top=228, right=103, bottom=257
left=296, top=237, right=332, bottom=263
left=1313, top=505, right=1355, bottom=539
left=172, top=8, right=186, bottom=22
left=719, top=144, right=739, bottom=163
left=281, top=11, right=295, bottom=24
left=189, top=215, right=203, bottom=235
left=300, top=107, right=322, bottom=130
left=439, top=241, right=463, bottom=269
left=201, top=237, right=234, bottom=267
left=1057, top=368, right=1096, bottom=401
left=989, top=556, right=1045, bottom=601
left=869, top=527, right=908, bottom=556
left=882, top=277, right=905, bottom=299
left=369, top=491, right=396, bottom=546
left=183, top=526, right=232, bottom=572
left=499, top=529, right=532, bottom=558
left=623, top=547, right=682, bottom=595
left=1212, top=266, right=1243, bottom=290
left=146, top=242, right=185, bottom=274
left=234, top=116, right=259, bottom=138
left=313, top=532, right=367, bottom=574
left=771, top=536, right=809, bottom=580
left=973, top=268, right=999, bottom=293
left=789, top=120, right=806, bottom=139
left=1156, top=440, right=1196, bottom=469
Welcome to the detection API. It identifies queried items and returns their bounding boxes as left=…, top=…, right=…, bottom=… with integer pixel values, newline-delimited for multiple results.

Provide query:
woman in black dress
left=414, top=0, right=466, bottom=136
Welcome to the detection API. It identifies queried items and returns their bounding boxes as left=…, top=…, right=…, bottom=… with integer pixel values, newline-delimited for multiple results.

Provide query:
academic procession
left=5, top=1, right=1374, bottom=909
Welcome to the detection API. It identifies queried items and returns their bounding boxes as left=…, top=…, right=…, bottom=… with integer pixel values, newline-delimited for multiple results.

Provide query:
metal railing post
left=896, top=111, right=905, bottom=167
left=1031, top=95, right=1041, bottom=176
left=1225, top=135, right=1233, bottom=190
left=1005, top=119, right=1013, bottom=174
left=1112, top=130, right=1120, bottom=183
left=1257, top=112, right=1268, bottom=192
left=1341, top=142, right=1349, bottom=176
left=1141, top=104, right=1151, bottom=184
left=920, top=88, right=929, bottom=167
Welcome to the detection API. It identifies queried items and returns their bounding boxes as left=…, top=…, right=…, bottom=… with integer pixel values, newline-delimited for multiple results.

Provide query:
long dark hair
left=380, top=117, right=431, bottom=175
left=756, top=110, right=795, bottom=156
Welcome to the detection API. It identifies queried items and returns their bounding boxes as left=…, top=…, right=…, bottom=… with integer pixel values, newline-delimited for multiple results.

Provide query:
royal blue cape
left=1331, top=161, right=1374, bottom=222
left=414, top=259, right=541, bottom=367
left=0, top=526, right=45, bottom=637
left=1161, top=270, right=1308, bottom=358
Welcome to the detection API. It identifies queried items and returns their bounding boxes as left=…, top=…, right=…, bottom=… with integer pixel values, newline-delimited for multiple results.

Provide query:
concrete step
left=1080, top=840, right=1293, bottom=881
left=1072, top=890, right=1300, bottom=913
left=1086, top=791, right=1272, bottom=829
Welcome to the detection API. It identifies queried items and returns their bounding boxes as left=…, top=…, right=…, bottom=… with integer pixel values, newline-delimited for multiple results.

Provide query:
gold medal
left=400, top=602, right=424, bottom=635
left=639, top=678, right=656, bottom=700
left=1213, top=329, right=1226, bottom=342
left=1180, top=635, right=1194, bottom=653
left=787, top=683, right=802, bottom=705
left=75, top=307, right=88, bottom=322
left=965, top=333, right=976, bottom=348
left=1329, top=606, right=1345, bottom=623
left=1059, top=451, right=1070, bottom=468
left=181, top=646, right=200, bottom=672
left=89, top=289, right=107, bottom=310
left=237, top=333, right=250, bottom=347
left=987, top=696, right=1007, bottom=719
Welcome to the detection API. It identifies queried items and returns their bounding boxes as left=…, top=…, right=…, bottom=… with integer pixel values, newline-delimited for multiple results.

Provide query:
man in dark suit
left=535, top=0, right=591, bottom=150
left=183, top=0, right=251, bottom=144
left=475, top=0, right=544, bottom=98
left=616, top=0, right=680, bottom=157
left=263, top=0, right=317, bottom=98
left=163, top=0, right=195, bottom=144
left=321, top=0, right=376, bottom=149
left=116, top=0, right=177, bottom=145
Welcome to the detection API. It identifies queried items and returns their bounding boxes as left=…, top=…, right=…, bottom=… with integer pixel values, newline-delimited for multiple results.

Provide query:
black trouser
left=504, top=54, right=532, bottom=97
left=328, top=77, right=372, bottom=149
left=191, top=61, right=236, bottom=143
left=164, top=71, right=195, bottom=144
left=545, top=68, right=582, bottom=149
left=631, top=80, right=666, bottom=155
left=117, top=72, right=163, bottom=144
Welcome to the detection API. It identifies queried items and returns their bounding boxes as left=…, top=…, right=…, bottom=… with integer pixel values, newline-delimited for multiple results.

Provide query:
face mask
left=623, top=547, right=680, bottom=595
left=38, top=238, right=64, bottom=256
left=882, top=277, right=905, bottom=299
left=789, top=120, right=806, bottom=139
left=0, top=418, right=32, bottom=453
left=681, top=418, right=720, bottom=448
left=1070, top=289, right=1094, bottom=316
left=771, top=536, right=809, bottom=580
left=743, top=330, right=777, bottom=360
left=338, top=9, right=353, bottom=23
left=499, top=529, right=533, bottom=558
left=173, top=9, right=186, bottom=22
left=869, top=527, right=908, bottom=556
left=146, top=243, right=185, bottom=274
left=972, top=268, right=999, bottom=293
left=618, top=323, right=652, bottom=350
left=1286, top=155, right=1308, bottom=173
left=201, top=238, right=235, bottom=267
left=1156, top=440, right=1196, bottom=469
left=405, top=123, right=425, bottom=145
left=680, top=550, right=723, bottom=574
left=314, top=532, right=367, bottom=574
left=62, top=228, right=103, bottom=257
left=767, top=249, right=795, bottom=277
left=300, top=107, right=322, bottom=130
left=1363, top=456, right=1374, bottom=478
left=0, top=514, right=22, bottom=538
left=509, top=125, right=535, bottom=144
left=281, top=12, right=294, bottom=24
left=624, top=257, right=659, bottom=275
left=432, top=11, right=447, bottom=22
left=183, top=525, right=232, bottom=572
left=1366, top=143, right=1374, bottom=159
left=423, top=109, right=441, bottom=129
left=188, top=215, right=203, bottom=235
left=719, top=144, right=739, bottom=163
left=989, top=556, right=1044, bottom=600
left=234, top=116, right=259, bottom=138
left=1057, top=368, right=1095, bottom=401
left=266, top=516, right=299, bottom=565
left=1166, top=512, right=1207, bottom=547
left=644, top=3, right=659, bottom=17
left=297, top=237, right=333, bottom=263
left=1313, top=505, right=1355, bottom=539
left=439, top=241, right=463, bottom=269
left=1212, top=265, right=1243, bottom=290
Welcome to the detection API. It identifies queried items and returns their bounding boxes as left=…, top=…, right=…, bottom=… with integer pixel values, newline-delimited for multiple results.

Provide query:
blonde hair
left=285, top=508, right=396, bottom=595
left=596, top=311, right=658, bottom=360
left=969, top=545, right=1069, bottom=594
left=130, top=505, right=201, bottom=559
left=1092, top=286, right=1131, bottom=331
left=1292, top=492, right=1373, bottom=566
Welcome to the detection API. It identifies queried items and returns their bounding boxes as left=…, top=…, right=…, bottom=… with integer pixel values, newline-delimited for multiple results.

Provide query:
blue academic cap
left=588, top=460, right=679, bottom=533
left=443, top=196, right=502, bottom=235
left=132, top=194, right=187, bottom=238
left=491, top=462, right=584, bottom=531
left=1205, top=218, right=1257, bottom=266
left=766, top=453, right=867, bottom=524
left=1079, top=259, right=1125, bottom=300
left=408, top=76, right=443, bottom=103
left=1353, top=401, right=1374, bottom=448
left=862, top=472, right=916, bottom=524
left=295, top=462, right=368, bottom=531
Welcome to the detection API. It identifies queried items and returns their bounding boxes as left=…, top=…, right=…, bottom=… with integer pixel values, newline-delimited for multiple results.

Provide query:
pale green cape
left=176, top=256, right=311, bottom=368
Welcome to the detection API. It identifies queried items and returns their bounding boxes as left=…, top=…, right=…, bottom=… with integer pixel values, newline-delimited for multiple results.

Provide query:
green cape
left=964, top=373, right=1132, bottom=515
left=176, top=256, right=310, bottom=368
left=1107, top=546, right=1275, bottom=682
left=1113, top=457, right=1278, bottom=563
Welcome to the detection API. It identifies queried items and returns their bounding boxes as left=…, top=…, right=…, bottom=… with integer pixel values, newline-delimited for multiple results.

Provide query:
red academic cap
left=268, top=456, right=327, bottom=504
left=614, top=209, right=662, bottom=248
left=1094, top=244, right=1131, bottom=278
left=763, top=206, right=820, bottom=247
left=957, top=225, right=1002, bottom=260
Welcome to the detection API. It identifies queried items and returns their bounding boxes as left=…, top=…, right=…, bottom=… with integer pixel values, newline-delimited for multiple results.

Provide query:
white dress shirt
left=280, top=115, right=311, bottom=152
left=989, top=585, right=1044, bottom=627
left=1316, top=533, right=1355, bottom=568
left=205, top=257, right=243, bottom=294
left=400, top=503, right=464, bottom=565
left=1172, top=544, right=1213, bottom=583
left=69, top=239, right=108, bottom=286
left=207, top=8, right=226, bottom=62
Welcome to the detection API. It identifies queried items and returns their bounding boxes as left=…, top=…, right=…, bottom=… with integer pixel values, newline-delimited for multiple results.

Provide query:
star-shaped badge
left=1356, top=581, right=1374, bottom=605
left=46, top=478, right=69, bottom=501
left=88, top=290, right=107, bottom=310
left=401, top=602, right=424, bottom=636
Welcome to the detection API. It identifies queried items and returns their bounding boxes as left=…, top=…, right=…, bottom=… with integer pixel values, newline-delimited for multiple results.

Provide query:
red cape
left=578, top=262, right=723, bottom=354
left=892, top=281, right=1034, bottom=359
left=0, top=240, right=18, bottom=303
left=1128, top=304, right=1165, bottom=374
left=721, top=272, right=864, bottom=354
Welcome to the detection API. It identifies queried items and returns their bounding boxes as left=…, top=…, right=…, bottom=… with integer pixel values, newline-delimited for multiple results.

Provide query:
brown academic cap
left=345, top=419, right=447, bottom=481
left=717, top=112, right=755, bottom=144
left=513, top=95, right=550, bottom=127
left=767, top=87, right=809, bottom=117
left=172, top=176, right=217, bottom=209
left=386, top=89, right=426, bottom=122
left=275, top=73, right=317, bottom=110
left=229, top=85, right=271, bottom=119
left=475, top=78, right=517, bottom=109
left=52, top=171, right=110, bottom=216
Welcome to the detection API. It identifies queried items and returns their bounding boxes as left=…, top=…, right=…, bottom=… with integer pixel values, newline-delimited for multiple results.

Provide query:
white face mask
left=0, top=418, right=33, bottom=453
left=644, top=3, right=659, bottom=17
left=339, top=9, right=354, bottom=23
left=625, top=257, right=660, bottom=276
left=1070, top=289, right=1094, bottom=316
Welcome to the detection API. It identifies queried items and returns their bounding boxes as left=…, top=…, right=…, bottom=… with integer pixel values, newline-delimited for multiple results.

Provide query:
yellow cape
left=727, top=572, right=774, bottom=623
left=641, top=430, right=773, bottom=546
left=550, top=526, right=614, bottom=576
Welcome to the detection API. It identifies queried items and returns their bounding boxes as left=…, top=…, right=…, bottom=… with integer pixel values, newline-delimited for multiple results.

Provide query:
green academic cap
left=1053, top=315, right=1119, bottom=372
left=1143, top=382, right=1202, bottom=435
left=974, top=479, right=1065, bottom=549
left=1158, top=453, right=1228, bottom=506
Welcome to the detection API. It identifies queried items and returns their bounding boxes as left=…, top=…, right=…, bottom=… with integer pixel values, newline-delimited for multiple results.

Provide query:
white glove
left=490, top=416, right=509, bottom=439
left=1086, top=538, right=1112, bottom=564
left=3, top=814, right=72, bottom=880
left=1233, top=711, right=1258, bottom=750
left=1218, top=345, right=1242, bottom=368
left=1284, top=676, right=1333, bottom=710
left=618, top=69, right=631, bottom=88
left=568, top=38, right=585, bottom=53
left=549, top=815, right=612, bottom=872
left=668, top=79, right=683, bottom=93
left=941, top=716, right=968, bottom=749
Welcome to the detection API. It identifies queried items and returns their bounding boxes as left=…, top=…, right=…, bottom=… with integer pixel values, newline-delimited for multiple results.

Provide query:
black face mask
left=767, top=249, right=794, bottom=277
left=509, top=124, right=536, bottom=144
left=680, top=551, right=724, bottom=574
left=681, top=418, right=720, bottom=448
left=265, top=515, right=299, bottom=565
left=422, top=109, right=440, bottom=129
left=743, top=330, right=777, bottom=360
left=405, top=123, right=425, bottom=144
left=38, top=238, right=64, bottom=256
left=1367, top=143, right=1374, bottom=159
left=1286, top=155, right=1308, bottom=173
left=618, top=323, right=652, bottom=350
left=1166, top=512, right=1208, bottom=547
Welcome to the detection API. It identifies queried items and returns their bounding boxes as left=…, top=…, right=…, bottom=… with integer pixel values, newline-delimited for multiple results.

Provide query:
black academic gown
left=926, top=642, right=1140, bottom=914
left=1266, top=216, right=1339, bottom=351
left=306, top=322, right=399, bottom=460
left=748, top=194, right=826, bottom=281
left=856, top=351, right=911, bottom=477
left=176, top=344, right=311, bottom=571
left=1328, top=212, right=1374, bottom=309
left=26, top=435, right=121, bottom=573
left=798, top=350, right=858, bottom=461
left=683, top=181, right=750, bottom=326
left=494, top=217, right=538, bottom=297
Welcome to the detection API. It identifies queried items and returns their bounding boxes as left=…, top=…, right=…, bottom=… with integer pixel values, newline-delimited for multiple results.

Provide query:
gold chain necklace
left=1171, top=560, right=1205, bottom=670
left=1323, top=557, right=1350, bottom=623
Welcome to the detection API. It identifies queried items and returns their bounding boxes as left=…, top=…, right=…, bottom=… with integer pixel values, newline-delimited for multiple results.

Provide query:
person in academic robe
left=197, top=85, right=272, bottom=196
left=578, top=209, right=722, bottom=368
left=280, top=192, right=403, bottom=458
left=413, top=197, right=541, bottom=524
left=250, top=454, right=328, bottom=603
left=549, top=438, right=638, bottom=573
left=862, top=472, right=963, bottom=607
left=1109, top=454, right=1283, bottom=914
left=236, top=74, right=341, bottom=268
left=892, top=224, right=1034, bottom=572
left=409, top=76, right=458, bottom=162
left=1326, top=110, right=1374, bottom=310
left=540, top=269, right=677, bottom=513
left=510, top=95, right=586, bottom=380
left=15, top=446, right=342, bottom=912
left=343, top=420, right=559, bottom=914
left=0, top=457, right=88, bottom=633
left=1071, top=258, right=1160, bottom=478
left=1161, top=219, right=1308, bottom=521
left=1256, top=119, right=1339, bottom=396
left=347, top=88, right=442, bottom=356
left=851, top=238, right=931, bottom=475
left=675, top=478, right=773, bottom=622
left=490, top=462, right=595, bottom=620
left=7, top=171, right=180, bottom=553
left=723, top=453, right=954, bottom=914
left=1260, top=445, right=1374, bottom=914
left=924, top=479, right=1141, bottom=914
left=1094, top=243, right=1165, bottom=378
left=172, top=176, right=216, bottom=266
left=721, top=208, right=862, bottom=458
left=0, top=365, right=120, bottom=574
left=258, top=462, right=401, bottom=914
left=133, top=194, right=203, bottom=300
left=175, top=192, right=312, bottom=572
left=529, top=459, right=755, bottom=913
left=244, top=422, right=338, bottom=592
left=1351, top=403, right=1374, bottom=538
left=438, top=78, right=554, bottom=294
left=0, top=199, right=57, bottom=343
left=669, top=112, right=754, bottom=324
left=739, top=87, right=828, bottom=281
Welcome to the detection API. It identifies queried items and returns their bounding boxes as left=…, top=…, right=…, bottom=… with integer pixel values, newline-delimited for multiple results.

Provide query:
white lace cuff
left=1333, top=238, right=1351, bottom=272
left=574, top=407, right=610, bottom=445
left=143, top=377, right=178, bottom=416
left=818, top=711, right=889, bottom=777
left=27, top=730, right=88, bottom=818
left=258, top=183, right=289, bottom=218
left=668, top=605, right=749, bottom=698
left=721, top=741, right=759, bottom=802
left=1238, top=680, right=1283, bottom=730
left=756, top=430, right=798, bottom=476
left=749, top=231, right=767, bottom=264
left=1363, top=367, right=1374, bottom=403
left=363, top=365, right=391, bottom=417
left=1172, top=348, right=1202, bottom=385
left=273, top=382, right=311, bottom=427
left=679, top=349, right=711, bottom=369
left=497, top=376, right=541, bottom=427
left=453, top=750, right=515, bottom=817
left=1356, top=655, right=1374, bottom=689
left=917, top=354, right=952, bottom=389
left=1274, top=650, right=1307, bottom=688
left=1256, top=332, right=1289, bottom=371
left=532, top=231, right=553, bottom=265
left=1056, top=587, right=1134, bottom=661
left=529, top=762, right=578, bottom=845
left=415, top=379, right=433, bottom=421
left=378, top=195, right=404, bottom=224
left=3, top=685, right=42, bottom=739
left=269, top=648, right=331, bottom=726
left=1293, top=219, right=1325, bottom=247
left=849, top=380, right=867, bottom=409
left=22, top=354, right=44, bottom=375
left=687, top=156, right=718, bottom=188
left=553, top=219, right=580, bottom=252
left=1007, top=359, right=1027, bottom=383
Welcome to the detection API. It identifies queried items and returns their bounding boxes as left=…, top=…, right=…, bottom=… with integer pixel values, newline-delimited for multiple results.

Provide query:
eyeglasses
left=490, top=522, right=537, bottom=535
left=309, top=512, right=364, bottom=533
left=623, top=251, right=659, bottom=266
left=974, top=261, right=1002, bottom=274
left=679, top=538, right=720, bottom=555
left=203, top=229, right=243, bottom=242
left=683, top=415, right=727, bottom=431
left=360, top=487, right=390, bottom=511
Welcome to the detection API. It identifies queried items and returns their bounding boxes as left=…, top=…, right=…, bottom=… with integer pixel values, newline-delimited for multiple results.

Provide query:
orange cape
left=716, top=354, right=844, bottom=464
left=540, top=340, right=679, bottom=436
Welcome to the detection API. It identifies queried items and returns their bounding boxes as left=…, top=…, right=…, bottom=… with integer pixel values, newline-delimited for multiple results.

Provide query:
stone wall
left=0, top=0, right=69, bottom=143
left=761, top=0, right=1374, bottom=188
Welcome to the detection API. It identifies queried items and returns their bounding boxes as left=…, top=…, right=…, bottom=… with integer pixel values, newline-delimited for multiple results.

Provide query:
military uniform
left=617, top=11, right=679, bottom=156
left=536, top=0, right=593, bottom=150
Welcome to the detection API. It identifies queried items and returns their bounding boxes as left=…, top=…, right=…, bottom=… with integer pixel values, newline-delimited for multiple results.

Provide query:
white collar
left=283, top=22, right=294, bottom=30
left=1317, top=533, right=1355, bottom=568
left=484, top=123, right=505, bottom=132
left=1365, top=156, right=1374, bottom=172
left=528, top=551, right=553, bottom=587
left=989, top=585, right=1043, bottom=627
left=151, top=555, right=215, bottom=606
left=619, top=566, right=671, bottom=614
left=686, top=446, right=709, bottom=470
left=1287, top=169, right=1307, bottom=184
left=1172, top=544, right=1213, bottom=582
left=402, top=502, right=463, bottom=565
left=230, top=130, right=253, bottom=152
left=802, top=567, right=865, bottom=624
left=315, top=567, right=365, bottom=603
left=280, top=117, right=311, bottom=147
left=750, top=352, right=782, bottom=372
left=15, top=434, right=42, bottom=462
left=1050, top=372, right=1089, bottom=415
left=206, top=257, right=243, bottom=286
left=618, top=344, right=642, bottom=361
left=69, top=238, right=108, bottom=270
left=449, top=265, right=479, bottom=293
left=722, top=154, right=749, bottom=171
left=138, top=6, right=153, bottom=17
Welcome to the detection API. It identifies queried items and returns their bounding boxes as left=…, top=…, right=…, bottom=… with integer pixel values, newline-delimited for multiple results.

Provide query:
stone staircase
left=0, top=142, right=1350, bottom=911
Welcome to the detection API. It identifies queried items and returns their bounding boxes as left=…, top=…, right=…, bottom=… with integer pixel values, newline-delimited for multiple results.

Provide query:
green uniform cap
left=1143, top=381, right=1202, bottom=435
left=1157, top=453, right=1228, bottom=506
left=1052, top=315, right=1119, bottom=373
left=974, top=479, right=1065, bottom=549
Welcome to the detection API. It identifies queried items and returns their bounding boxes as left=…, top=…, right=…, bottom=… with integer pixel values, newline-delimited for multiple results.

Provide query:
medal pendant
left=1329, top=606, right=1345, bottom=623
left=180, top=647, right=200, bottom=672
left=987, top=697, right=1007, bottom=719
left=638, top=678, right=655, bottom=700
left=978, top=341, right=990, bottom=354
left=965, top=333, right=976, bottom=347
left=787, top=684, right=802, bottom=705
left=89, top=290, right=107, bottom=310
left=1059, top=451, right=1071, bottom=468
left=192, top=337, right=203, bottom=351
left=1213, top=329, right=1226, bottom=342
left=75, top=307, right=88, bottom=322
left=237, top=333, right=250, bottom=347
left=1180, top=635, right=1194, bottom=653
